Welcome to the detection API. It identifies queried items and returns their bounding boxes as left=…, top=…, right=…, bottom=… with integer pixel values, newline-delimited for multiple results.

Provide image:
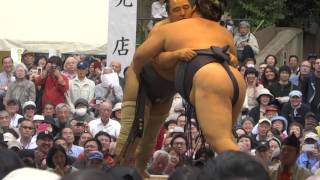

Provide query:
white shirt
left=151, top=1, right=168, bottom=18
left=17, top=137, right=37, bottom=149
left=88, top=118, right=121, bottom=137
left=10, top=113, right=23, bottom=128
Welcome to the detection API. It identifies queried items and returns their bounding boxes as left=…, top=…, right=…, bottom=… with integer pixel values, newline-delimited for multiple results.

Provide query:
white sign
left=10, top=48, right=24, bottom=65
left=107, top=0, right=137, bottom=76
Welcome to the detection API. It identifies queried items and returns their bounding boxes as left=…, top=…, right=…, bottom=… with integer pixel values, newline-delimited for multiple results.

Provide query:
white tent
left=0, top=0, right=108, bottom=54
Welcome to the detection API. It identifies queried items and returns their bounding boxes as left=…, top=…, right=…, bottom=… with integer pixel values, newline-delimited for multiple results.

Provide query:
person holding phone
left=33, top=56, right=69, bottom=107
left=297, top=131, right=320, bottom=170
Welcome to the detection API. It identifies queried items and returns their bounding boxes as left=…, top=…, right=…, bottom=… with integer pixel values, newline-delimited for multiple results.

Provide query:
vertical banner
left=107, top=0, right=137, bottom=76
left=10, top=48, right=24, bottom=65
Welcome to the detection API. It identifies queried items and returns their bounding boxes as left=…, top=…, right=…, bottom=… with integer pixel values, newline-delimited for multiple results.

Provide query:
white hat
left=3, top=168, right=60, bottom=180
left=33, top=115, right=45, bottom=121
left=304, top=132, right=319, bottom=142
left=258, top=118, right=271, bottom=125
left=22, top=101, right=36, bottom=110
left=112, top=102, right=122, bottom=112
left=256, top=88, right=274, bottom=100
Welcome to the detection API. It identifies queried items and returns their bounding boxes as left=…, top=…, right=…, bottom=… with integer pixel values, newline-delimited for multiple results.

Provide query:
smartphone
left=37, top=67, right=42, bottom=75
left=302, top=144, right=314, bottom=152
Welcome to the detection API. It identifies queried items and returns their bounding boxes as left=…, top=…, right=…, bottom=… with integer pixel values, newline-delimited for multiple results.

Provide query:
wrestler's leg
left=190, top=63, right=246, bottom=154
left=115, top=66, right=140, bottom=163
left=134, top=97, right=173, bottom=173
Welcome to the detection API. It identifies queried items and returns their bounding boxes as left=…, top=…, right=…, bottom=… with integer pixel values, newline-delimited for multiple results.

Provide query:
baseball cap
left=289, top=90, right=302, bottom=98
left=36, top=131, right=53, bottom=141
left=77, top=61, right=88, bottom=69
left=22, top=101, right=36, bottom=110
left=87, top=151, right=104, bottom=161
left=258, top=118, right=271, bottom=126
left=256, top=140, right=269, bottom=151
left=304, top=132, right=319, bottom=142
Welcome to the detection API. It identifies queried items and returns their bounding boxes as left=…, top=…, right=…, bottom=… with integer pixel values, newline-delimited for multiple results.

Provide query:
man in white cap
left=280, top=90, right=311, bottom=126
left=21, top=101, right=36, bottom=121
left=296, top=131, right=319, bottom=170
left=253, top=118, right=271, bottom=143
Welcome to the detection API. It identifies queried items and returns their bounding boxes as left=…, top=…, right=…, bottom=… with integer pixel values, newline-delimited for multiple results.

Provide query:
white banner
left=107, top=0, right=137, bottom=76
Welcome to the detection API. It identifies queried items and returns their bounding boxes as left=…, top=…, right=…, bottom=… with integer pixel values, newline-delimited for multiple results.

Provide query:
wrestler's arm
left=132, top=27, right=166, bottom=75
left=153, top=48, right=197, bottom=70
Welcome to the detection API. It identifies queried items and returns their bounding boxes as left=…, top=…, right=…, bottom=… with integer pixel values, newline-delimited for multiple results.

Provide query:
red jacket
left=35, top=74, right=69, bottom=107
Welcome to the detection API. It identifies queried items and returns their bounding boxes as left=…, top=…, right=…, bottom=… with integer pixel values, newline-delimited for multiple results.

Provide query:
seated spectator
left=164, top=147, right=180, bottom=175
left=0, top=110, right=10, bottom=132
left=268, top=137, right=281, bottom=157
left=176, top=114, right=186, bottom=128
left=85, top=151, right=111, bottom=171
left=0, top=56, right=15, bottom=110
left=88, top=101, right=121, bottom=137
left=21, top=101, right=36, bottom=121
left=290, top=59, right=311, bottom=91
left=288, top=121, right=304, bottom=140
left=288, top=55, right=300, bottom=77
left=234, top=127, right=246, bottom=139
left=111, top=102, right=122, bottom=122
left=34, top=131, right=54, bottom=169
left=54, top=103, right=71, bottom=131
left=241, top=116, right=254, bottom=136
left=255, top=140, right=271, bottom=168
left=4, top=63, right=35, bottom=106
left=258, top=62, right=268, bottom=81
left=304, top=112, right=318, bottom=132
left=253, top=118, right=271, bottom=144
left=261, top=65, right=278, bottom=90
left=62, top=56, right=78, bottom=80
left=148, top=150, right=169, bottom=175
left=271, top=116, right=288, bottom=140
left=242, top=67, right=264, bottom=110
left=42, top=102, right=55, bottom=117
left=234, top=21, right=259, bottom=63
left=264, top=104, right=279, bottom=120
left=5, top=99, right=22, bottom=128
left=69, top=119, right=87, bottom=145
left=94, top=131, right=114, bottom=166
left=269, top=65, right=298, bottom=105
left=94, top=67, right=123, bottom=105
left=87, top=61, right=102, bottom=85
left=73, top=138, right=103, bottom=169
left=34, top=56, right=69, bottom=107
left=297, top=131, right=319, bottom=170
left=170, top=134, right=187, bottom=157
left=281, top=90, right=311, bottom=126
left=269, top=134, right=312, bottom=180
left=264, top=55, right=278, bottom=68
left=78, top=132, right=93, bottom=147
left=237, top=134, right=254, bottom=154
left=66, top=61, right=95, bottom=111
left=73, top=98, right=94, bottom=122
left=61, top=127, right=83, bottom=158
left=110, top=60, right=125, bottom=90
left=18, top=119, right=37, bottom=149
left=46, top=145, right=78, bottom=176
left=249, top=88, right=274, bottom=124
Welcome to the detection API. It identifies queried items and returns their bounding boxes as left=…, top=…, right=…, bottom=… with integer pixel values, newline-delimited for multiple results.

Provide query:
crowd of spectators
left=0, top=5, right=319, bottom=180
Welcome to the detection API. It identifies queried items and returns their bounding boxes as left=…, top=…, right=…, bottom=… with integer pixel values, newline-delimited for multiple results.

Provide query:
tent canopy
left=0, top=0, right=108, bottom=54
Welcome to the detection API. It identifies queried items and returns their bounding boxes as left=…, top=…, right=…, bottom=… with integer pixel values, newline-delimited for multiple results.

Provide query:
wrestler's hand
left=173, top=48, right=197, bottom=62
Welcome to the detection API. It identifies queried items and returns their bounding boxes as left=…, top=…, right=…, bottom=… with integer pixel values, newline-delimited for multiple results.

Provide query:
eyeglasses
left=21, top=126, right=34, bottom=130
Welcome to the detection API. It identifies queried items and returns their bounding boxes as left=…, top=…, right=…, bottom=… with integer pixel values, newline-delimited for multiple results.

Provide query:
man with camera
left=34, top=56, right=69, bottom=107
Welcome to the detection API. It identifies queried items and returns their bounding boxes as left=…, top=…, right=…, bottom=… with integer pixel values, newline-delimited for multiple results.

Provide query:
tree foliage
left=228, top=0, right=320, bottom=29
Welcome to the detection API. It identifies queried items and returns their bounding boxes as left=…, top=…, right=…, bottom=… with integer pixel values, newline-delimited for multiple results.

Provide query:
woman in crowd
left=241, top=116, right=254, bottom=136
left=271, top=115, right=288, bottom=140
left=4, top=63, right=36, bottom=106
left=248, top=88, right=274, bottom=123
left=164, top=147, right=181, bottom=175
left=237, top=134, right=254, bottom=154
left=261, top=65, right=278, bottom=90
left=242, top=67, right=264, bottom=110
left=46, top=145, right=78, bottom=176
left=264, top=55, right=278, bottom=68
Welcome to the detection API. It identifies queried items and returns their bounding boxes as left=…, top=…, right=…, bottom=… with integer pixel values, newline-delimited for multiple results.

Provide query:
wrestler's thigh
left=123, top=66, right=139, bottom=101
